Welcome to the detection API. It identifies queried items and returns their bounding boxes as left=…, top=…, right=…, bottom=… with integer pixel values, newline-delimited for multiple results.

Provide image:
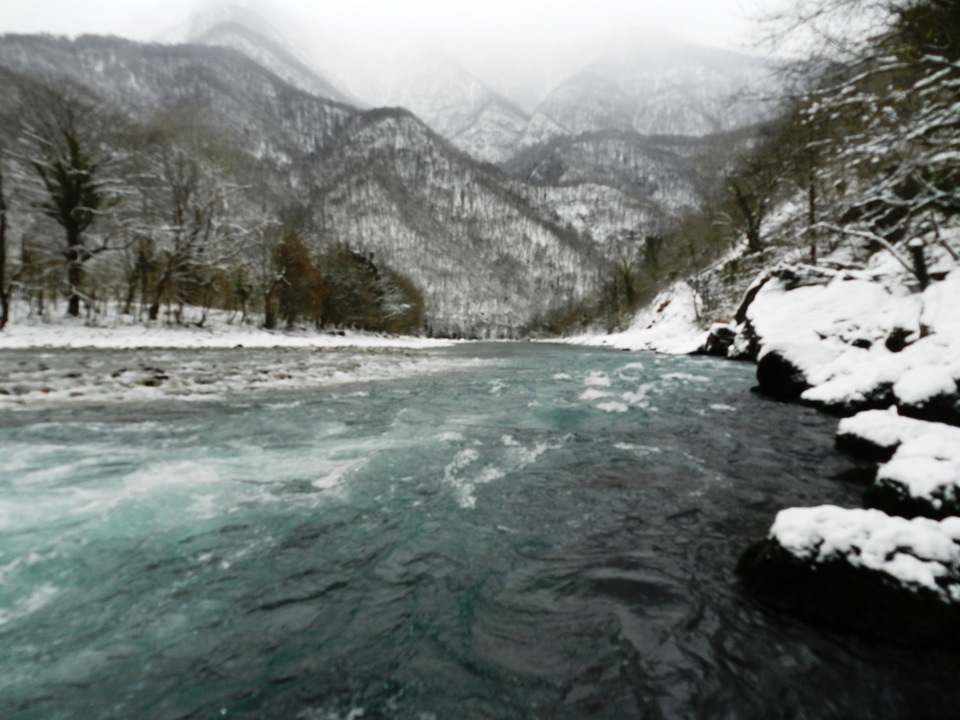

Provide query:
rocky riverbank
left=723, top=258, right=960, bottom=643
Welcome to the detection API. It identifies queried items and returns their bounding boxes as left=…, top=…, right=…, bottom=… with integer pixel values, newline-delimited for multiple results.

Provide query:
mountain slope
left=158, top=1, right=358, bottom=105
left=312, top=108, right=603, bottom=335
left=0, top=33, right=614, bottom=336
left=379, top=56, right=530, bottom=165
left=533, top=31, right=777, bottom=138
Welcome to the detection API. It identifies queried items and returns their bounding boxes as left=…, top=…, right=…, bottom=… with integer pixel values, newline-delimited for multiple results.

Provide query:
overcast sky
left=1, top=0, right=776, bottom=52
left=1, top=0, right=787, bottom=105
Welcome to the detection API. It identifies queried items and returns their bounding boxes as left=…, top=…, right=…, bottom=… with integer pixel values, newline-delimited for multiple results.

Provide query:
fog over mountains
left=160, top=3, right=778, bottom=163
left=0, top=1, right=777, bottom=336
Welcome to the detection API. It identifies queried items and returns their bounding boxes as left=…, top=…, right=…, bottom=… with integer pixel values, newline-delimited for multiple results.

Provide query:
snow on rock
left=738, top=505, right=960, bottom=644
left=867, top=436, right=960, bottom=520
left=562, top=282, right=707, bottom=354
left=770, top=506, right=960, bottom=594
left=835, top=410, right=960, bottom=518
left=743, top=265, right=960, bottom=420
left=837, top=408, right=960, bottom=461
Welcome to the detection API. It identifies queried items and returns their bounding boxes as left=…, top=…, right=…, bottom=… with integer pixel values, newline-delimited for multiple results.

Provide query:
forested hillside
left=0, top=34, right=643, bottom=337
left=602, top=0, right=960, bottom=331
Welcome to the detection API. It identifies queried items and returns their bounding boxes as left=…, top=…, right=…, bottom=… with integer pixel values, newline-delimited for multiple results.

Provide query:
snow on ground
left=0, top=309, right=454, bottom=351
left=0, top=305, right=462, bottom=409
left=771, top=505, right=960, bottom=599
left=562, top=282, right=707, bottom=354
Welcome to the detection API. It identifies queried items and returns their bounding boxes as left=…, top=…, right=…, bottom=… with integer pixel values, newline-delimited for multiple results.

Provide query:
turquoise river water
left=1, top=343, right=959, bottom=719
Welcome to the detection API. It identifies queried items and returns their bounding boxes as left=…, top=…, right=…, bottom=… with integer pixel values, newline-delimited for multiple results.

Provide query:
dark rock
left=885, top=327, right=916, bottom=353
left=734, top=275, right=772, bottom=324
left=828, top=464, right=880, bottom=484
left=864, top=480, right=960, bottom=520
left=898, top=387, right=960, bottom=427
left=835, top=429, right=898, bottom=462
left=738, top=539, right=960, bottom=646
left=756, top=350, right=810, bottom=399
left=818, top=382, right=895, bottom=417
left=697, top=324, right=737, bottom=357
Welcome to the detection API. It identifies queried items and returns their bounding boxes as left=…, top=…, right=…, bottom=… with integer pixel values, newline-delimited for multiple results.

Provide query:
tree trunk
left=0, top=157, right=8, bottom=331
left=264, top=287, right=277, bottom=329
left=807, top=169, right=818, bottom=265
left=66, top=230, right=82, bottom=318
left=731, top=182, right=763, bottom=254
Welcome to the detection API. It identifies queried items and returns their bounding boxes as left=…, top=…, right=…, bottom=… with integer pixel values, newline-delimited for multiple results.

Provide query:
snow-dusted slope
left=368, top=33, right=775, bottom=165
left=0, top=35, right=609, bottom=337
left=314, top=108, right=604, bottom=336
left=159, top=2, right=358, bottom=105
left=379, top=55, right=529, bottom=164
left=532, top=30, right=777, bottom=137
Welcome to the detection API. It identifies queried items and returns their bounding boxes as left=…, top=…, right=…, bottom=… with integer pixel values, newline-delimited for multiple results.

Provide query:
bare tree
left=765, top=0, right=960, bottom=281
left=23, top=88, right=115, bottom=317
left=132, top=138, right=246, bottom=323
left=0, top=149, right=9, bottom=330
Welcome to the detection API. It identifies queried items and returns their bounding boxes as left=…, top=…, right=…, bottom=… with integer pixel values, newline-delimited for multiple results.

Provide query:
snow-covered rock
left=738, top=505, right=960, bottom=644
left=836, top=410, right=960, bottom=518
left=696, top=323, right=738, bottom=357
left=836, top=408, right=960, bottom=461
left=866, top=436, right=960, bottom=520
left=743, top=264, right=960, bottom=420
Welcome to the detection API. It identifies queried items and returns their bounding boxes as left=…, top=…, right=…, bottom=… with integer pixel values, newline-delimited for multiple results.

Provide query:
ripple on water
left=1, top=344, right=959, bottom=719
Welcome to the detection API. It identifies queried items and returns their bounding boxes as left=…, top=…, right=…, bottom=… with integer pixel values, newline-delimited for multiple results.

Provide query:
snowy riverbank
left=561, top=281, right=708, bottom=355
left=0, top=306, right=455, bottom=352
left=0, top=306, right=462, bottom=409
left=567, top=239, right=960, bottom=641
left=729, top=255, right=960, bottom=642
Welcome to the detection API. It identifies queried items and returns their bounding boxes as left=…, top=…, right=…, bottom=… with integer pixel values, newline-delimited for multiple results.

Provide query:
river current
left=1, top=343, right=958, bottom=719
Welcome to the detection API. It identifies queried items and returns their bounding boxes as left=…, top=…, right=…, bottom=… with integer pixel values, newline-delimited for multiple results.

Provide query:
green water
left=1, top=343, right=957, bottom=719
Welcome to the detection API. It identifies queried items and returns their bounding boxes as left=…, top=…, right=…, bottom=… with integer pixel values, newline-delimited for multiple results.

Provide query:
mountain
left=368, top=31, right=776, bottom=165
left=157, top=2, right=359, bottom=105
left=505, top=131, right=710, bottom=252
left=312, top=108, right=603, bottom=335
left=531, top=30, right=777, bottom=138
left=378, top=55, right=530, bottom=165
left=0, top=33, right=621, bottom=337
left=0, top=33, right=355, bottom=164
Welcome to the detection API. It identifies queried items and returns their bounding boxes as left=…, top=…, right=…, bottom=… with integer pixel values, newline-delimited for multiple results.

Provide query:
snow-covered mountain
left=376, top=54, right=530, bottom=165
left=157, top=2, right=359, bottom=105
left=0, top=16, right=768, bottom=336
left=369, top=33, right=775, bottom=169
left=0, top=34, right=625, bottom=336
left=532, top=30, right=777, bottom=138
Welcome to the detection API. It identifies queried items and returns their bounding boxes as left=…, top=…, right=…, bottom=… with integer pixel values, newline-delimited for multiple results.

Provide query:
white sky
left=1, top=0, right=777, bottom=52
left=1, top=0, right=788, bottom=105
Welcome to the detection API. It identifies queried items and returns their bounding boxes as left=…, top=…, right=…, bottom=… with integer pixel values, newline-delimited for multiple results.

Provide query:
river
left=1, top=343, right=958, bottom=719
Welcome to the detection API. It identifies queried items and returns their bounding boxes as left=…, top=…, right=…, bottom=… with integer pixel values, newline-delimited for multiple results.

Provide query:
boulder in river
left=755, top=347, right=813, bottom=399
left=836, top=410, right=960, bottom=519
left=697, top=323, right=738, bottom=358
left=864, top=436, right=960, bottom=519
left=738, top=506, right=960, bottom=645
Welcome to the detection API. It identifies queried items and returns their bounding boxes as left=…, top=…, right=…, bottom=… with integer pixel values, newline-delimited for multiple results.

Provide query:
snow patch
left=562, top=282, right=707, bottom=354
left=772, top=505, right=960, bottom=595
